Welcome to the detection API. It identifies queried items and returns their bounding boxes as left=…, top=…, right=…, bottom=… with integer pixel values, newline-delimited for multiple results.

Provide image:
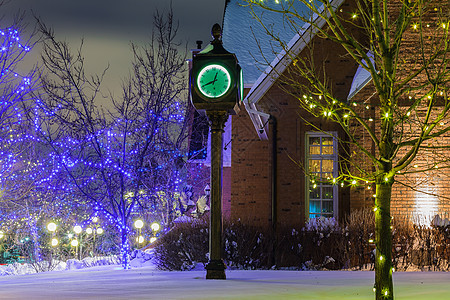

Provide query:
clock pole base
left=206, top=260, right=226, bottom=280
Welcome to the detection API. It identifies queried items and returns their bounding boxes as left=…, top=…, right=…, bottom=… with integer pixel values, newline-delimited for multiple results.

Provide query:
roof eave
left=243, top=0, right=346, bottom=139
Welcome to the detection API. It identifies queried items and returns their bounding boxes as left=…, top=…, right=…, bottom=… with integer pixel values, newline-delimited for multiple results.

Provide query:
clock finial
left=211, top=23, right=222, bottom=43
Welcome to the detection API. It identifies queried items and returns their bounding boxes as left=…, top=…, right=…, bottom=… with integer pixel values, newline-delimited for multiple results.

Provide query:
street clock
left=190, top=24, right=242, bottom=114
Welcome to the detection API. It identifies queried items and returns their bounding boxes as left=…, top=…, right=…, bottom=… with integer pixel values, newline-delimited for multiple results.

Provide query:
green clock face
left=197, top=64, right=231, bottom=99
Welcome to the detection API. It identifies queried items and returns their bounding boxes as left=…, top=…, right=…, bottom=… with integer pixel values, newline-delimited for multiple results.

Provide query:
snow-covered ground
left=1, top=262, right=450, bottom=299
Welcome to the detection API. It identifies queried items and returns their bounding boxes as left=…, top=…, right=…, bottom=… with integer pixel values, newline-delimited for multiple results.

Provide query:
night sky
left=2, top=0, right=226, bottom=95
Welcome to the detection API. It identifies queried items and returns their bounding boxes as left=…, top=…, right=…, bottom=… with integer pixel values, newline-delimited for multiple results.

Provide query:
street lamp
left=134, top=220, right=144, bottom=230
left=74, top=225, right=82, bottom=234
left=86, top=226, right=103, bottom=256
left=73, top=225, right=83, bottom=259
left=47, top=222, right=58, bottom=259
left=51, top=238, right=59, bottom=247
left=134, top=220, right=144, bottom=247
left=47, top=222, right=57, bottom=232
left=150, top=222, right=160, bottom=232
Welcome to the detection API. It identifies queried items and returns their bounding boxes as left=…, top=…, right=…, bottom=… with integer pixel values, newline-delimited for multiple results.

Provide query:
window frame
left=305, top=131, right=339, bottom=220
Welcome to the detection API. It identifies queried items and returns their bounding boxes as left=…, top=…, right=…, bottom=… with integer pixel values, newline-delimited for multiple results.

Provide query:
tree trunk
left=375, top=182, right=394, bottom=299
left=120, top=226, right=131, bottom=269
left=31, top=221, right=42, bottom=262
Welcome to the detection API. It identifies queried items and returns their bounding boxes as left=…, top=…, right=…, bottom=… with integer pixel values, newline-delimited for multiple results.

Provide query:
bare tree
left=0, top=10, right=46, bottom=262
left=35, top=8, right=189, bottom=269
left=247, top=0, right=449, bottom=298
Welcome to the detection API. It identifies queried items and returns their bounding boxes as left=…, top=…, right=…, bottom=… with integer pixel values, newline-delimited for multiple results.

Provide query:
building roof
left=222, top=0, right=309, bottom=86
left=223, top=0, right=346, bottom=139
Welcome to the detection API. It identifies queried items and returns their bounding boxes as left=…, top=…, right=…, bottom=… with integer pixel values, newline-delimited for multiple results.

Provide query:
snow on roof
left=347, top=51, right=374, bottom=100
left=222, top=0, right=309, bottom=86
left=223, top=0, right=345, bottom=140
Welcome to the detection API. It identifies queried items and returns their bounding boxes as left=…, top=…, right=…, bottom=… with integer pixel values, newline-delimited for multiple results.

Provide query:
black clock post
left=190, top=24, right=242, bottom=280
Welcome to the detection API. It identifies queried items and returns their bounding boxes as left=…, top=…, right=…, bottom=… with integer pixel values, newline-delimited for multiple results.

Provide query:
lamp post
left=74, top=225, right=82, bottom=259
left=149, top=222, right=160, bottom=244
left=190, top=24, right=242, bottom=280
left=134, top=219, right=144, bottom=247
left=71, top=239, right=79, bottom=258
left=47, top=222, right=57, bottom=259
left=86, top=217, right=103, bottom=256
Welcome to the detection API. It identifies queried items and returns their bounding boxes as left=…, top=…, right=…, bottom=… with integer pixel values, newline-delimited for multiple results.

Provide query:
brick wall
left=230, top=0, right=450, bottom=229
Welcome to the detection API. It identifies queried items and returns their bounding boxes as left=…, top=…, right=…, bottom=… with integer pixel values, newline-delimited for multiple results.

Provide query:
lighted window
left=306, top=132, right=338, bottom=219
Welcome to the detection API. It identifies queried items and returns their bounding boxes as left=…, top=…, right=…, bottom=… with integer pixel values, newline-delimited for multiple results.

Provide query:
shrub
left=153, top=210, right=450, bottom=271
left=153, top=217, right=209, bottom=270
left=153, top=217, right=273, bottom=270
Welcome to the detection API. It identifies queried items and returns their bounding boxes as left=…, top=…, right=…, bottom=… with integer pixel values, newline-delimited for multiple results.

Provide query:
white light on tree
left=51, top=238, right=59, bottom=247
left=47, top=222, right=57, bottom=232
left=92, top=217, right=98, bottom=223
left=0, top=231, right=3, bottom=239
left=134, top=219, right=144, bottom=229
left=150, top=222, right=160, bottom=232
left=86, top=228, right=93, bottom=234
left=74, top=225, right=82, bottom=234
left=97, top=228, right=104, bottom=235
left=68, top=233, right=74, bottom=239
left=71, top=239, right=79, bottom=247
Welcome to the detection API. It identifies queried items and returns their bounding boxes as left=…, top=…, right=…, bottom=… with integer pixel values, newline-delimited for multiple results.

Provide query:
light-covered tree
left=35, top=8, right=189, bottom=269
left=0, top=12, right=46, bottom=262
left=246, top=0, right=449, bottom=298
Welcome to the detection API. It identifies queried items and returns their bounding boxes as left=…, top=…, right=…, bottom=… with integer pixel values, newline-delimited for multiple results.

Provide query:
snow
left=0, top=255, right=121, bottom=276
left=222, top=0, right=309, bottom=85
left=1, top=250, right=449, bottom=299
left=0, top=264, right=449, bottom=299
left=347, top=52, right=374, bottom=100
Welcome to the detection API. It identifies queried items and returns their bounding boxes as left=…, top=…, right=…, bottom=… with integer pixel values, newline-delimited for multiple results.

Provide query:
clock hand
left=202, top=80, right=215, bottom=88
left=202, top=73, right=219, bottom=88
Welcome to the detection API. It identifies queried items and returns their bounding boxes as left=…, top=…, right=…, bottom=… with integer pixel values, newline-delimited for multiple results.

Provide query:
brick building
left=213, top=0, right=450, bottom=231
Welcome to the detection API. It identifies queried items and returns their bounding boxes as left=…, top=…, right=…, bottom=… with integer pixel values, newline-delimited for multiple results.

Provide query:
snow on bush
left=303, top=217, right=339, bottom=233
left=0, top=255, right=124, bottom=276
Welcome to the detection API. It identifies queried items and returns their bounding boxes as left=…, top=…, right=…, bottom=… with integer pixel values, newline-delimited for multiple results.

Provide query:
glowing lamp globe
left=151, top=222, right=160, bottom=232
left=71, top=239, right=79, bottom=247
left=86, top=228, right=93, bottom=234
left=134, top=220, right=144, bottom=229
left=150, top=237, right=157, bottom=244
left=47, top=222, right=57, bottom=232
left=74, top=225, right=82, bottom=234
left=0, top=231, right=4, bottom=239
left=97, top=228, right=104, bottom=235
left=51, top=238, right=59, bottom=247
left=137, top=235, right=144, bottom=244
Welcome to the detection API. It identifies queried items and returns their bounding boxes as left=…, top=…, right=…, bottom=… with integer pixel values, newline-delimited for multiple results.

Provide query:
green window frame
left=306, top=132, right=338, bottom=219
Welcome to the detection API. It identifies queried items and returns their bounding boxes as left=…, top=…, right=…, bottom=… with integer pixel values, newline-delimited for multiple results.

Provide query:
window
left=306, top=132, right=338, bottom=219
